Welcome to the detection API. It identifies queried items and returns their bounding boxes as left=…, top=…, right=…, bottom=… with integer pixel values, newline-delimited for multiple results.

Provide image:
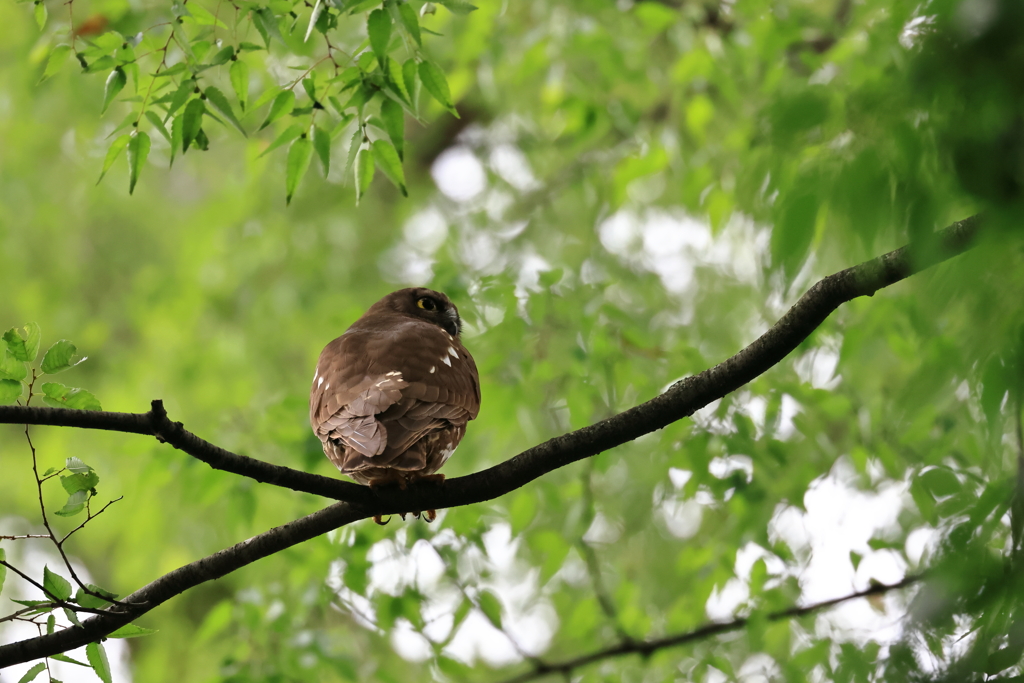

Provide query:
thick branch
left=0, top=215, right=981, bottom=667
left=500, top=575, right=923, bottom=683
left=0, top=400, right=371, bottom=503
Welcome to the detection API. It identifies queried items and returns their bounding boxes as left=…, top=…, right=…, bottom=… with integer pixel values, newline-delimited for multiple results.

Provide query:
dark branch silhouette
left=499, top=575, right=924, bottom=683
left=0, top=214, right=981, bottom=667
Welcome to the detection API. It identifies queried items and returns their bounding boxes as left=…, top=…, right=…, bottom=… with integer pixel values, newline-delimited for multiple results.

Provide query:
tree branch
left=499, top=575, right=924, bottom=683
left=0, top=214, right=982, bottom=667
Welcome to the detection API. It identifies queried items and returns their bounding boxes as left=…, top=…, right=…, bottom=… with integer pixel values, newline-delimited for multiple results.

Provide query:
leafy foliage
left=3, top=0, right=1024, bottom=681
left=26, top=0, right=469, bottom=201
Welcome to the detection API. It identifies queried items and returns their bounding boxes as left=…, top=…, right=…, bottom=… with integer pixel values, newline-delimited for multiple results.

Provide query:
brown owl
left=310, top=288, right=480, bottom=522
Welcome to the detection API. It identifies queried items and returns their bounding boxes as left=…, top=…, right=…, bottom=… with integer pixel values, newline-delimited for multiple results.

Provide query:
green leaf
left=127, top=131, right=150, bottom=195
left=302, top=76, right=317, bottom=103
left=312, top=125, right=331, bottom=176
left=230, top=60, right=249, bottom=111
left=258, top=123, right=303, bottom=159
left=76, top=584, right=118, bottom=610
left=0, top=341, right=27, bottom=381
left=84, top=56, right=116, bottom=74
left=96, top=134, right=130, bottom=185
left=39, top=44, right=72, bottom=83
left=257, top=7, right=284, bottom=44
left=66, top=457, right=90, bottom=474
left=304, top=0, right=323, bottom=41
left=43, top=566, right=72, bottom=601
left=402, top=59, right=419, bottom=112
left=101, top=67, right=126, bottom=114
left=286, top=136, right=314, bottom=205
left=3, top=324, right=41, bottom=362
left=919, top=467, right=961, bottom=498
left=371, top=139, right=406, bottom=195
left=46, top=614, right=54, bottom=634
left=342, top=127, right=362, bottom=185
left=204, top=87, right=247, bottom=136
left=34, top=1, right=47, bottom=29
left=50, top=653, right=89, bottom=666
left=153, top=62, right=188, bottom=79
left=209, top=45, right=234, bottom=66
left=164, top=79, right=194, bottom=121
left=380, top=98, right=404, bottom=161
left=342, top=85, right=373, bottom=114
left=182, top=98, right=205, bottom=153
left=184, top=3, right=227, bottom=27
left=109, top=623, right=158, bottom=638
left=54, top=490, right=88, bottom=517
left=385, top=59, right=411, bottom=107
left=249, top=86, right=282, bottom=114
left=145, top=111, right=171, bottom=144
left=61, top=469, right=99, bottom=495
left=41, top=340, right=85, bottom=374
left=17, top=662, right=46, bottom=683
left=477, top=590, right=503, bottom=629
left=437, top=0, right=477, bottom=13
left=0, top=548, right=6, bottom=595
left=259, top=90, right=295, bottom=131
left=418, top=61, right=458, bottom=116
left=64, top=605, right=83, bottom=626
left=397, top=3, right=421, bottom=46
left=355, top=146, right=375, bottom=204
left=170, top=113, right=183, bottom=166
left=40, top=383, right=102, bottom=410
left=0, top=379, right=22, bottom=404
left=368, top=9, right=392, bottom=69
left=87, top=641, right=112, bottom=683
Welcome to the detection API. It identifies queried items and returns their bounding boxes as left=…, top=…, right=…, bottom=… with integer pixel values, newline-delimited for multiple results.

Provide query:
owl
left=310, top=288, right=481, bottom=522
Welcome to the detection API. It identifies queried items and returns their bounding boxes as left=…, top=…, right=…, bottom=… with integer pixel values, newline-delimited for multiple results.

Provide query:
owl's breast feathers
left=310, top=315, right=480, bottom=483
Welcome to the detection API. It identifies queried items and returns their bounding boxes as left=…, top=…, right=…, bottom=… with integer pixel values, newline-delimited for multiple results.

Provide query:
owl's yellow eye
left=417, top=297, right=437, bottom=311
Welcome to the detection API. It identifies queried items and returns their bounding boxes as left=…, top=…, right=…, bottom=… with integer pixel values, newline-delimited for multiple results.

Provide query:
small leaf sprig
left=0, top=324, right=151, bottom=681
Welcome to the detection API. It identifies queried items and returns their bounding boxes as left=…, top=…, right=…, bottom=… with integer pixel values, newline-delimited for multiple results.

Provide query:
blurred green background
left=3, top=0, right=1024, bottom=680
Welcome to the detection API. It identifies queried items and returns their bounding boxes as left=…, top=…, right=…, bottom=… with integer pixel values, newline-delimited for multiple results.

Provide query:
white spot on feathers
left=318, top=376, right=324, bottom=388
left=448, top=347, right=458, bottom=359
left=442, top=356, right=452, bottom=367
left=430, top=366, right=436, bottom=373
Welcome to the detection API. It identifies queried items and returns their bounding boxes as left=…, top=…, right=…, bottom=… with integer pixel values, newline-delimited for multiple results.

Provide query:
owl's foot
left=407, top=509, right=437, bottom=523
left=372, top=515, right=391, bottom=525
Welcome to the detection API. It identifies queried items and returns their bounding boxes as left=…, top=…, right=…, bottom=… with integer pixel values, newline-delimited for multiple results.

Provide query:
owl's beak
left=443, top=309, right=461, bottom=336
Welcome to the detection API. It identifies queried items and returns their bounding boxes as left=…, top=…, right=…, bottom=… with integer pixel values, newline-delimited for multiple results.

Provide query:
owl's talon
left=424, top=509, right=437, bottom=523
left=373, top=515, right=390, bottom=526
left=398, top=512, right=407, bottom=520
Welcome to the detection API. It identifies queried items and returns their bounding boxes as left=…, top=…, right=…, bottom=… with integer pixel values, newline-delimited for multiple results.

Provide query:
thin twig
left=59, top=497, right=123, bottom=544
left=0, top=604, right=62, bottom=625
left=498, top=576, right=924, bottom=683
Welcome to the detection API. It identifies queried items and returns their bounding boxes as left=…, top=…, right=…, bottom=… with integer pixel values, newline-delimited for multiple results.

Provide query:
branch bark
left=0, top=214, right=982, bottom=667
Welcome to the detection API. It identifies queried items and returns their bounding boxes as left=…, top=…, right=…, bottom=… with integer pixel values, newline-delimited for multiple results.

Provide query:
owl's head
left=376, top=288, right=463, bottom=337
